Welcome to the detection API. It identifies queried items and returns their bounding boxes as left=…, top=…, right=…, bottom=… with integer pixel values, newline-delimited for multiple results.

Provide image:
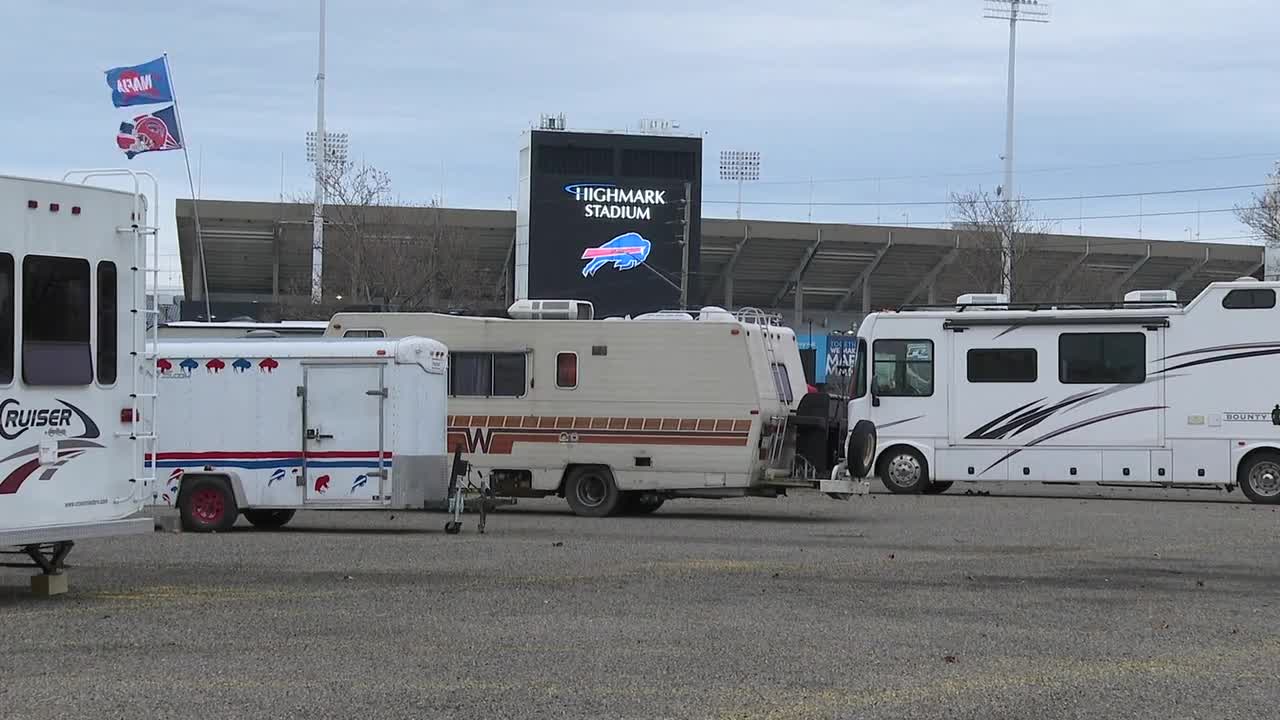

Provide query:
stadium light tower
left=719, top=150, right=761, bottom=220
left=984, top=0, right=1049, bottom=296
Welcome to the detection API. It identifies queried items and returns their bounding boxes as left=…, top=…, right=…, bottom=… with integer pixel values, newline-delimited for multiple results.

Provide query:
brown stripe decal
left=446, top=416, right=755, bottom=455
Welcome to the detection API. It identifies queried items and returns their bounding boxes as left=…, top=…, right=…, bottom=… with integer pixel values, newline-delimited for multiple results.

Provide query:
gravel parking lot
left=3, top=485, right=1278, bottom=719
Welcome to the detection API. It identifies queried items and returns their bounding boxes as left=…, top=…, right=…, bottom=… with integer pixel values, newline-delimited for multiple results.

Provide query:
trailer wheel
left=565, top=466, right=622, bottom=517
left=179, top=477, right=238, bottom=532
left=878, top=447, right=930, bottom=494
left=243, top=509, right=296, bottom=530
left=846, top=421, right=877, bottom=479
left=1238, top=451, right=1280, bottom=504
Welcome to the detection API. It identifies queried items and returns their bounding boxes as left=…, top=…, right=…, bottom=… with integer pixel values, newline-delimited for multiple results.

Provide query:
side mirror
left=871, top=387, right=881, bottom=407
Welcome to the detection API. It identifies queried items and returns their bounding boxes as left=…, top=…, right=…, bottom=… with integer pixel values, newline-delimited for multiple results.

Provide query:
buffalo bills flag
left=116, top=106, right=183, bottom=159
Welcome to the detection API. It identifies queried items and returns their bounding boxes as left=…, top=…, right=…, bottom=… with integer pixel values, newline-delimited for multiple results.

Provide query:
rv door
left=302, top=364, right=387, bottom=503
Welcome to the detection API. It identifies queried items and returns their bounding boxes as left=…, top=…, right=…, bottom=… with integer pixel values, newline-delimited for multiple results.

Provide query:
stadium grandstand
left=175, top=198, right=1265, bottom=328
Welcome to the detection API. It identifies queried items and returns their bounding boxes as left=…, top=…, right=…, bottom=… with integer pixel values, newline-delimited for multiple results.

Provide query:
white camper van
left=149, top=337, right=451, bottom=531
left=324, top=301, right=865, bottom=517
left=846, top=280, right=1280, bottom=503
left=1, top=171, right=158, bottom=593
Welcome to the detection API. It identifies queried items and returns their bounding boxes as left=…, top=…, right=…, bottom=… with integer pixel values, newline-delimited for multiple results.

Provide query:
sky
left=5, top=0, right=1277, bottom=290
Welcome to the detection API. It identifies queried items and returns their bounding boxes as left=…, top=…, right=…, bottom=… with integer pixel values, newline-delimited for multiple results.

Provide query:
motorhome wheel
left=880, top=448, right=930, bottom=494
left=1239, top=452, right=1280, bottom=504
left=565, top=466, right=623, bottom=517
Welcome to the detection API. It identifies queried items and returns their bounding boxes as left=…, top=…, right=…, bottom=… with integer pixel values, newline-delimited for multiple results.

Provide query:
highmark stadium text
left=566, top=184, right=668, bottom=220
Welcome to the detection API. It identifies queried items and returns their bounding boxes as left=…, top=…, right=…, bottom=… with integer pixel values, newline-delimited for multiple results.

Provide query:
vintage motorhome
left=325, top=301, right=865, bottom=516
left=846, top=280, right=1280, bottom=503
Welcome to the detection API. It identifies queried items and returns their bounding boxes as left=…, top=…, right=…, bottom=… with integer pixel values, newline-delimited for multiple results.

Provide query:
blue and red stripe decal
left=147, top=450, right=390, bottom=470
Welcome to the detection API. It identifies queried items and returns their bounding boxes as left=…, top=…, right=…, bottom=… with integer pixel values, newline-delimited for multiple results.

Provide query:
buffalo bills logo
left=314, top=474, right=330, bottom=494
left=580, top=232, right=651, bottom=277
left=179, top=358, right=199, bottom=372
left=206, top=358, right=226, bottom=373
left=350, top=474, right=369, bottom=494
left=115, top=106, right=182, bottom=159
left=156, top=358, right=172, bottom=372
left=232, top=358, right=252, bottom=373
left=259, top=358, right=279, bottom=373
left=268, top=468, right=286, bottom=487
left=163, top=468, right=184, bottom=504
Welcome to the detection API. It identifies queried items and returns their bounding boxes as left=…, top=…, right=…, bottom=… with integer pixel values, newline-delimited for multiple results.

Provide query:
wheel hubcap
left=887, top=454, right=922, bottom=488
left=1249, top=462, right=1280, bottom=497
left=576, top=475, right=606, bottom=507
left=191, top=488, right=224, bottom=524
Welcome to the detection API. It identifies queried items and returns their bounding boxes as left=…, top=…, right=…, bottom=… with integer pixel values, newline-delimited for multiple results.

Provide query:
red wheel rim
left=191, top=487, right=225, bottom=525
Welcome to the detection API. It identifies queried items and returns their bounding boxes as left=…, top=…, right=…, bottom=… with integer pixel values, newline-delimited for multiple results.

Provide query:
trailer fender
left=176, top=471, right=248, bottom=509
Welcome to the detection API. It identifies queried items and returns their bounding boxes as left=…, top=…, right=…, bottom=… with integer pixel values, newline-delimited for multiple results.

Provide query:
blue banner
left=116, top=106, right=183, bottom=159
left=105, top=57, right=173, bottom=107
left=825, top=335, right=859, bottom=380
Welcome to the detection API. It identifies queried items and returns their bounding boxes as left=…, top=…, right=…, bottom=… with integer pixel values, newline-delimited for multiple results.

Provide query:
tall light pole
left=984, top=0, right=1049, bottom=296
left=719, top=150, right=760, bottom=220
left=310, top=0, right=327, bottom=305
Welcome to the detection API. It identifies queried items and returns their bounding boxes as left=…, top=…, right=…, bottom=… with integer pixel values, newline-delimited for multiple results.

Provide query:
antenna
left=984, top=0, right=1050, bottom=298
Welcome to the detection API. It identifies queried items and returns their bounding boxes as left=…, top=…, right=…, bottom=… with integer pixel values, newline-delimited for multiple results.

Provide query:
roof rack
left=894, top=298, right=1186, bottom=313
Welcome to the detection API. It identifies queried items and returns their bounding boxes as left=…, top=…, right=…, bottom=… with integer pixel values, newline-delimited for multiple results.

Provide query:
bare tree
left=950, top=189, right=1108, bottom=302
left=278, top=162, right=501, bottom=320
left=1236, top=163, right=1280, bottom=247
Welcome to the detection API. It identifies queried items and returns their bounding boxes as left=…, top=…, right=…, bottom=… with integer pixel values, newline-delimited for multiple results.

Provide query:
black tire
left=243, top=509, right=296, bottom=530
left=564, top=466, right=623, bottom=517
left=923, top=481, right=953, bottom=495
left=846, top=420, right=877, bottom=479
left=1238, top=451, right=1280, bottom=504
left=179, top=476, right=239, bottom=532
left=878, top=447, right=930, bottom=494
left=621, top=492, right=665, bottom=515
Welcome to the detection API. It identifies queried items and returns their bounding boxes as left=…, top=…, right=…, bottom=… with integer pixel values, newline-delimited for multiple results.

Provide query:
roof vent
left=1235, top=276, right=1260, bottom=283
left=633, top=310, right=695, bottom=321
left=1124, top=289, right=1177, bottom=303
left=956, top=293, right=1009, bottom=306
left=507, top=299, right=594, bottom=320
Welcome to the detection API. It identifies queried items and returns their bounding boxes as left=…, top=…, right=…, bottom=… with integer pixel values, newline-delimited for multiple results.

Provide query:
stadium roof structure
left=177, top=199, right=1264, bottom=321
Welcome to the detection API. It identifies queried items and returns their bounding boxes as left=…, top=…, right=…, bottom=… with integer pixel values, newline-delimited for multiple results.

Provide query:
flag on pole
left=116, top=106, right=183, bottom=159
left=105, top=57, right=174, bottom=107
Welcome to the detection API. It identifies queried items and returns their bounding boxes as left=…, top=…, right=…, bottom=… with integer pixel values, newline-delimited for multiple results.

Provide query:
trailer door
left=302, top=364, right=386, bottom=503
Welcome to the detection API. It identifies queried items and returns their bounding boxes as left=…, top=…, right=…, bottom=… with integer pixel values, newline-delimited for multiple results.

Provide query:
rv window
left=0, top=253, right=12, bottom=384
left=852, top=339, right=868, bottom=399
left=97, top=261, right=117, bottom=385
left=451, top=353, right=492, bottom=396
left=872, top=340, right=934, bottom=397
left=771, top=363, right=794, bottom=404
left=343, top=329, right=386, bottom=338
left=22, top=255, right=92, bottom=386
left=967, top=349, right=1037, bottom=383
left=556, top=352, right=578, bottom=389
left=493, top=354, right=527, bottom=396
left=1058, top=333, right=1145, bottom=384
left=1222, top=288, right=1276, bottom=310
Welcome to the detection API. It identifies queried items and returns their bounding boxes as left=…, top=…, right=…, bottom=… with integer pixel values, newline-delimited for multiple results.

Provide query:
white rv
left=149, top=337, right=451, bottom=531
left=846, top=280, right=1280, bottom=503
left=324, top=301, right=866, bottom=517
left=1, top=171, right=158, bottom=593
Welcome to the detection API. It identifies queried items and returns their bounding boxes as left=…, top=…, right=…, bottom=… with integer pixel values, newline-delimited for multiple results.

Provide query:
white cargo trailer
left=844, top=280, right=1280, bottom=503
left=149, top=337, right=452, bottom=531
left=325, top=302, right=866, bottom=517
left=1, top=170, right=158, bottom=594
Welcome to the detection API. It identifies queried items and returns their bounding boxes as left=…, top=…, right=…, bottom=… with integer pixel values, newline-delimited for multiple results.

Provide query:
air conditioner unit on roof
left=956, top=293, right=1009, bottom=306
left=1123, top=290, right=1177, bottom=304
left=507, top=299, right=594, bottom=320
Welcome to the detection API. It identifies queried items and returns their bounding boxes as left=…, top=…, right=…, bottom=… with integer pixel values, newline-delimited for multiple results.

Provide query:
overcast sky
left=5, top=1, right=1277, bottom=288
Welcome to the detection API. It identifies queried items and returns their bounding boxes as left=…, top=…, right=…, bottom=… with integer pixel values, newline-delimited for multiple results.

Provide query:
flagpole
left=161, top=52, right=213, bottom=322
